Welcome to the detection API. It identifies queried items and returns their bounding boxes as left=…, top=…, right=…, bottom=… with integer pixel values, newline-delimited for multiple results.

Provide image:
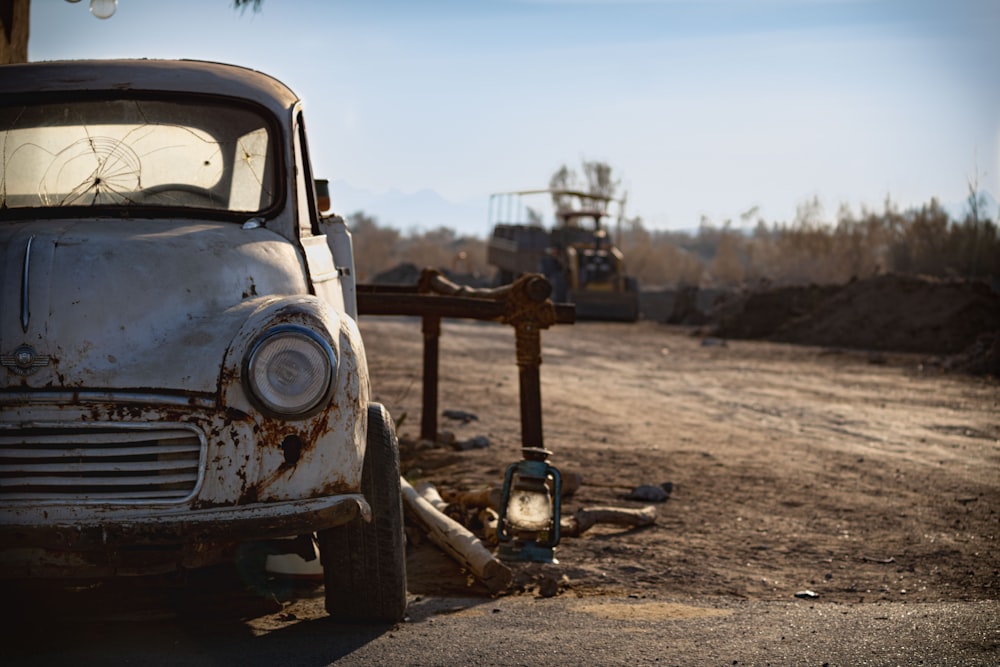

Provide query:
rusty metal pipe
left=517, top=355, right=544, bottom=448
left=356, top=270, right=574, bottom=451
left=421, top=315, right=441, bottom=442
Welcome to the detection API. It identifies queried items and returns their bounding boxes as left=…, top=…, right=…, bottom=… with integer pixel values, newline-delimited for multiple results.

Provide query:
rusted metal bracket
left=357, top=269, right=575, bottom=447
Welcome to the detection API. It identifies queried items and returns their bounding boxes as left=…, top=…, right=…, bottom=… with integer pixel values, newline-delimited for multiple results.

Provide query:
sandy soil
left=361, top=315, right=999, bottom=604
left=4, top=280, right=997, bottom=660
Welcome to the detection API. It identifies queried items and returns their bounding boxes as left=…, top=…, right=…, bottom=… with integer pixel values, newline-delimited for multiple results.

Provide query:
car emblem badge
left=1, top=344, right=51, bottom=376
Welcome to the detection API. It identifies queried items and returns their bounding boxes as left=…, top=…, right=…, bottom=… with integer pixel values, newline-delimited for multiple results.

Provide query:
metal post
left=515, top=322, right=544, bottom=448
left=504, top=276, right=557, bottom=451
left=356, top=270, right=574, bottom=448
left=421, top=315, right=441, bottom=442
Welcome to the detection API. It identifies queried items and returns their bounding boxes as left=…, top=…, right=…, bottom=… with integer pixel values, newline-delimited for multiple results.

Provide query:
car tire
left=318, top=403, right=407, bottom=622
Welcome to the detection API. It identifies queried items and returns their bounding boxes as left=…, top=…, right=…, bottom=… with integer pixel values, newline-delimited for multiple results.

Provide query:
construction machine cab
left=486, top=189, right=639, bottom=321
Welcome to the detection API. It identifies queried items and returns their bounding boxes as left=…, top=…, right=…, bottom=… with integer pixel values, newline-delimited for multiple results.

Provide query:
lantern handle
left=538, top=466, right=562, bottom=548
left=496, top=461, right=519, bottom=543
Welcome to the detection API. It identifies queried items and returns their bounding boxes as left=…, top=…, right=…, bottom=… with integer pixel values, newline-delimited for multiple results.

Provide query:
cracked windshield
left=0, top=98, right=274, bottom=214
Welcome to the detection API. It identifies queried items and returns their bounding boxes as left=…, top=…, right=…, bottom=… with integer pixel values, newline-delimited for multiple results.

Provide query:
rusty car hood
left=0, top=219, right=310, bottom=392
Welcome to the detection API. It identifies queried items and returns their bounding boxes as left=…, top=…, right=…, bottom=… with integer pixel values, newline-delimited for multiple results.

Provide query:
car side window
left=293, top=111, right=320, bottom=237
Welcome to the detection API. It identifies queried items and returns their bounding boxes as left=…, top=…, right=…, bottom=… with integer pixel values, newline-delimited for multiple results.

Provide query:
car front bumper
left=0, top=493, right=369, bottom=578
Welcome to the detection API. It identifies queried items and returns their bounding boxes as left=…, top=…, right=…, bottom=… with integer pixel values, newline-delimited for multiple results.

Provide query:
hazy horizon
left=27, top=0, right=1000, bottom=232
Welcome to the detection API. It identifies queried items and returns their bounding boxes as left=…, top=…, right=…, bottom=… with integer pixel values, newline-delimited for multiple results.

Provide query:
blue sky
left=28, top=0, right=1000, bottom=233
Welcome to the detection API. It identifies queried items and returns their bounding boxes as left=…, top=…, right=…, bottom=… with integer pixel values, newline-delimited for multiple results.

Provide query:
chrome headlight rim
left=243, top=324, right=336, bottom=420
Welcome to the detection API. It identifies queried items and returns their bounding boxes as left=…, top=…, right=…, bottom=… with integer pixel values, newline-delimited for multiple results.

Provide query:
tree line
left=621, top=194, right=999, bottom=289
left=347, top=193, right=999, bottom=291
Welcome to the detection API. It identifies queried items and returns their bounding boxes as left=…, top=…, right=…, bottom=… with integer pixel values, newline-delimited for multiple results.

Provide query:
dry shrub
left=345, top=195, right=998, bottom=290
left=619, top=221, right=704, bottom=287
left=629, top=196, right=998, bottom=288
left=346, top=211, right=401, bottom=282
left=347, top=212, right=488, bottom=283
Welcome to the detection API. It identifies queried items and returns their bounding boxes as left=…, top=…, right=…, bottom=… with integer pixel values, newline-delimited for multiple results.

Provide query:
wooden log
left=401, top=478, right=512, bottom=594
left=416, top=481, right=468, bottom=524
left=452, top=485, right=503, bottom=511
left=479, top=508, right=500, bottom=546
left=559, top=505, right=657, bottom=538
left=418, top=482, right=502, bottom=546
left=415, top=481, right=449, bottom=510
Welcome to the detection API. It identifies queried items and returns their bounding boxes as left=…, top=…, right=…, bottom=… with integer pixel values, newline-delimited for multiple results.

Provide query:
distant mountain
left=328, top=181, right=490, bottom=237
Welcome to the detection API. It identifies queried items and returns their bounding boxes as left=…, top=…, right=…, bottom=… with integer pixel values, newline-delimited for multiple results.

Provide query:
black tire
left=318, top=403, right=407, bottom=622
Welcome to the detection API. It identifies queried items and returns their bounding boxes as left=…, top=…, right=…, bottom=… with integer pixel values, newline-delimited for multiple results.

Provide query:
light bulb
left=505, top=477, right=552, bottom=532
left=506, top=489, right=552, bottom=531
left=90, top=0, right=117, bottom=19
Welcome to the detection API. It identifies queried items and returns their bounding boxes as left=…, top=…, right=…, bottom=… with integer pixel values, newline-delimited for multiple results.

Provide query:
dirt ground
left=3, top=276, right=998, bottom=663
left=360, top=278, right=999, bottom=604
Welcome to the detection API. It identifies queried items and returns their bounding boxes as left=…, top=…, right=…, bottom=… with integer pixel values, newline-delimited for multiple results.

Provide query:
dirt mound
left=371, top=262, right=424, bottom=284
left=707, top=284, right=842, bottom=339
left=370, top=262, right=494, bottom=288
left=709, top=274, right=1000, bottom=362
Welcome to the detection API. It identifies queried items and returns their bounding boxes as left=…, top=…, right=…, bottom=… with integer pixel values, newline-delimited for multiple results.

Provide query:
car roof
left=0, top=59, right=300, bottom=116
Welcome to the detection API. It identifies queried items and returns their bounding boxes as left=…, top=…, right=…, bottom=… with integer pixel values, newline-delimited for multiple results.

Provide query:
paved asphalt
left=7, top=594, right=998, bottom=666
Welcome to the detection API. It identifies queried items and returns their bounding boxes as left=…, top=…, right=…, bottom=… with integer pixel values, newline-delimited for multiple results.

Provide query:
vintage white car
left=0, top=59, right=406, bottom=622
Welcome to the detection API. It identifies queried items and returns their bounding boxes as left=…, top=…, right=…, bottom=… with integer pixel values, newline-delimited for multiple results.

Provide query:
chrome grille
left=0, top=423, right=204, bottom=501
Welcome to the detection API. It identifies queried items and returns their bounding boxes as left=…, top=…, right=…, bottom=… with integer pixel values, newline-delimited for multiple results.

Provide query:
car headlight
left=244, top=325, right=336, bottom=419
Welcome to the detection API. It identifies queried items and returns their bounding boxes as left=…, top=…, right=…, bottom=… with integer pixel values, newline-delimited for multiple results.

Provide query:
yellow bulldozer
left=486, top=189, right=639, bottom=322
